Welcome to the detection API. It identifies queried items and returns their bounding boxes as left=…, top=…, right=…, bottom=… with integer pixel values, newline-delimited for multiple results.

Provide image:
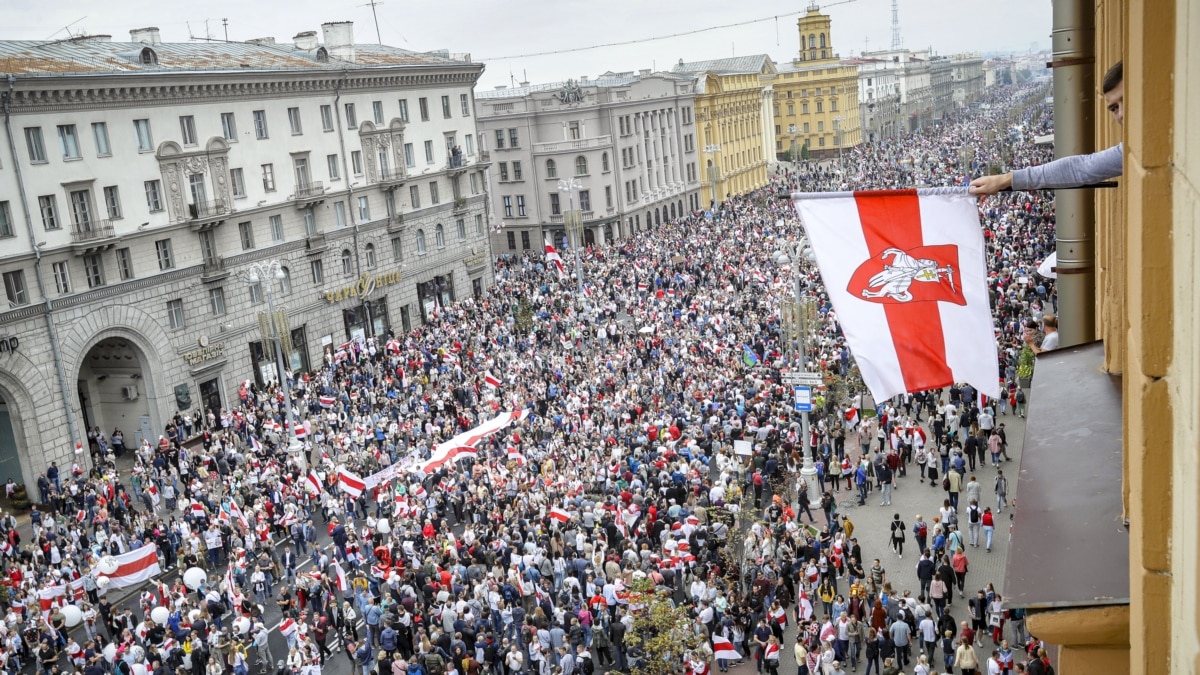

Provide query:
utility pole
left=891, top=0, right=902, bottom=50
left=222, top=18, right=228, bottom=42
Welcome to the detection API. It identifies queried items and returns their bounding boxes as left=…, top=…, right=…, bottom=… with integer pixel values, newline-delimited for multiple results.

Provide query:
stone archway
left=0, top=350, right=48, bottom=491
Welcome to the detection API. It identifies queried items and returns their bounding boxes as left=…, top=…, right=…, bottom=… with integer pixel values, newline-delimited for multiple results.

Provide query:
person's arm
left=1011, top=143, right=1123, bottom=190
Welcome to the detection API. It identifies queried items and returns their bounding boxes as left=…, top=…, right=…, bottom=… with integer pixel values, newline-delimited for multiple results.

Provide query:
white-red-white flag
left=549, top=507, right=570, bottom=523
left=306, top=470, right=324, bottom=495
left=331, top=560, right=348, bottom=592
left=545, top=238, right=567, bottom=279
left=338, top=469, right=366, bottom=498
left=793, top=189, right=999, bottom=400
left=484, top=372, right=502, bottom=389
left=712, top=635, right=742, bottom=661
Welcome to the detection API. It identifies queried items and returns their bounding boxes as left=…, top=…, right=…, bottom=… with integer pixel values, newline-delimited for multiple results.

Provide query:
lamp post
left=834, top=115, right=846, bottom=177
left=243, top=260, right=306, bottom=470
left=556, top=178, right=585, bottom=295
left=774, top=241, right=819, bottom=505
left=703, top=143, right=722, bottom=212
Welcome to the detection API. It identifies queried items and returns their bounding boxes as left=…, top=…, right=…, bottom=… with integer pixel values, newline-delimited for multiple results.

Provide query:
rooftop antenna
left=890, top=0, right=902, bottom=50
left=45, top=16, right=87, bottom=40
left=222, top=18, right=229, bottom=42
left=360, top=0, right=384, bottom=45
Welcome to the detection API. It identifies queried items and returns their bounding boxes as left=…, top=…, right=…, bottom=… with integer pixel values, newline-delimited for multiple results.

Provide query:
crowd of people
left=6, top=81, right=1066, bottom=675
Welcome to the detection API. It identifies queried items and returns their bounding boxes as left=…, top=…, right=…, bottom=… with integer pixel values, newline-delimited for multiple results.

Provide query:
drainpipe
left=333, top=70, right=372, bottom=337
left=2, top=75, right=81, bottom=461
left=1048, top=0, right=1095, bottom=347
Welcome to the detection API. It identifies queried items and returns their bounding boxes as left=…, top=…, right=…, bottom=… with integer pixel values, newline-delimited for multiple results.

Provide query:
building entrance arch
left=76, top=337, right=159, bottom=454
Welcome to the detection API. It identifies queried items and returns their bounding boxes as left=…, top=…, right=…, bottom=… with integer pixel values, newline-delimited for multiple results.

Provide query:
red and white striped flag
left=712, top=636, right=742, bottom=661
left=764, top=643, right=780, bottom=660
left=484, top=372, right=501, bottom=389
left=338, top=469, right=365, bottom=498
left=306, top=470, right=324, bottom=495
left=319, top=396, right=336, bottom=409
left=293, top=422, right=308, bottom=441
left=793, top=189, right=999, bottom=400
left=279, top=618, right=298, bottom=636
left=190, top=503, right=205, bottom=518
left=250, top=436, right=263, bottom=453
left=549, top=507, right=570, bottom=523
left=545, top=238, right=567, bottom=279
left=331, top=560, right=348, bottom=592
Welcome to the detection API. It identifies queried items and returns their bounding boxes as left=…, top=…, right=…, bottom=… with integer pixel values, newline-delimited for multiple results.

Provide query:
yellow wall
left=773, top=65, right=862, bottom=160
left=695, top=72, right=771, bottom=206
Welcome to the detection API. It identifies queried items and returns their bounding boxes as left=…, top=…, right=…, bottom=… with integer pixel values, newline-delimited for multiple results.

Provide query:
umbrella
left=1037, top=252, right=1057, bottom=279
left=638, top=325, right=655, bottom=334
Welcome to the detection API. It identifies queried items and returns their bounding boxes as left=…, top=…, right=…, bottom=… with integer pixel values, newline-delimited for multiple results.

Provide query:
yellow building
left=772, top=5, right=862, bottom=162
left=1000, top=0, right=1200, bottom=672
left=673, top=56, right=777, bottom=207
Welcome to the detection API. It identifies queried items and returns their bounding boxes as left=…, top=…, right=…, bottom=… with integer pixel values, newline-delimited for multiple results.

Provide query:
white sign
left=733, top=440, right=753, bottom=456
left=794, top=386, right=813, bottom=412
left=782, top=371, right=824, bottom=386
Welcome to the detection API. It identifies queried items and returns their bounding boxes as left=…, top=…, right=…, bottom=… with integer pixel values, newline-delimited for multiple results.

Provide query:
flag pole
left=777, top=181, right=1119, bottom=200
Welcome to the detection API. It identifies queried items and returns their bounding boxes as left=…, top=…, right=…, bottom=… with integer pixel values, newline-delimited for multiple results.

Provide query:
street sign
left=782, top=371, right=823, bottom=386
left=794, top=386, right=813, bottom=412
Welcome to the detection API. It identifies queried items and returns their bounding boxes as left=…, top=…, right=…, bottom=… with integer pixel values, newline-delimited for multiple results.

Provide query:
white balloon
left=96, top=575, right=111, bottom=589
left=182, top=567, right=207, bottom=590
left=60, top=605, right=83, bottom=627
left=376, top=519, right=391, bottom=534
left=188, top=609, right=201, bottom=622
left=234, top=617, right=251, bottom=635
left=132, top=664, right=147, bottom=675
left=97, top=556, right=120, bottom=575
left=103, top=644, right=117, bottom=664
left=150, top=606, right=170, bottom=625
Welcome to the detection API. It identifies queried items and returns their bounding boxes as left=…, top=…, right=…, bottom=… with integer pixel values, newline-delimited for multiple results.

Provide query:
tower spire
left=891, top=0, right=902, bottom=50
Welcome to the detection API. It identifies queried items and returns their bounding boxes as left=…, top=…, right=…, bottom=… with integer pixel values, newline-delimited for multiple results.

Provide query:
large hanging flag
left=793, top=189, right=1000, bottom=400
left=545, top=238, right=567, bottom=279
left=711, top=635, right=742, bottom=661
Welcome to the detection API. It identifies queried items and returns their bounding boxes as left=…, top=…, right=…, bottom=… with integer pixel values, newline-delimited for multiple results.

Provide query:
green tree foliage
left=624, top=578, right=704, bottom=675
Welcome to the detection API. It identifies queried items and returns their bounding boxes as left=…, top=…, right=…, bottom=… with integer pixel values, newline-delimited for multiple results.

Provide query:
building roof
left=0, top=38, right=470, bottom=77
left=672, top=54, right=775, bottom=75
left=476, top=71, right=691, bottom=100
left=776, top=59, right=856, bottom=74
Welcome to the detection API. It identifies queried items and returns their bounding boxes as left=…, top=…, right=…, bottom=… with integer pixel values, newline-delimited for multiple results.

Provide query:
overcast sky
left=5, top=0, right=1052, bottom=88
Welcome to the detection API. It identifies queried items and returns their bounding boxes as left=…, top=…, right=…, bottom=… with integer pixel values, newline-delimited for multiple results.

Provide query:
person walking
left=952, top=637, right=979, bottom=675
left=994, top=471, right=1009, bottom=513
left=951, top=548, right=970, bottom=598
left=889, top=514, right=907, bottom=559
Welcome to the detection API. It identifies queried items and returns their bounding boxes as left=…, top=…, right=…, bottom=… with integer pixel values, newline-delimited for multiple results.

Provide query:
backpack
left=968, top=507, right=981, bottom=524
left=916, top=521, right=927, bottom=538
left=424, top=652, right=444, bottom=675
left=1016, top=389, right=1026, bottom=404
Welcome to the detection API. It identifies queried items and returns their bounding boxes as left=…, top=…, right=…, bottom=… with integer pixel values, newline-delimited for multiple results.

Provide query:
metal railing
left=70, top=220, right=114, bottom=243
left=189, top=199, right=229, bottom=220
left=446, top=154, right=467, bottom=169
left=295, top=181, right=325, bottom=200
left=377, top=168, right=405, bottom=183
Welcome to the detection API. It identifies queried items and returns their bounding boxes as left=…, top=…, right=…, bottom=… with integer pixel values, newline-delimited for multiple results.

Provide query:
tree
left=623, top=577, right=704, bottom=675
left=800, top=144, right=811, bottom=161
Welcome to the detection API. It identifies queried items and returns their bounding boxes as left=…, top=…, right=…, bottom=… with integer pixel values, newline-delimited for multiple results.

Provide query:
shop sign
left=0, top=337, right=18, bottom=355
left=462, top=253, right=489, bottom=269
left=183, top=342, right=225, bottom=366
left=323, top=271, right=404, bottom=304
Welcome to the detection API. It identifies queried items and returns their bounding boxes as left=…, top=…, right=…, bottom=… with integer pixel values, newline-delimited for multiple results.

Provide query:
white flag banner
left=792, top=188, right=1000, bottom=401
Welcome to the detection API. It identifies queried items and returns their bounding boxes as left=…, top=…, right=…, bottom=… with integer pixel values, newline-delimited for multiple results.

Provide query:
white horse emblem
left=861, top=248, right=957, bottom=303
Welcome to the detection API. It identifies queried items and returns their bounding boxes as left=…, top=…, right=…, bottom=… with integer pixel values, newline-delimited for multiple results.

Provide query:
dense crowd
left=7, top=82, right=1064, bottom=675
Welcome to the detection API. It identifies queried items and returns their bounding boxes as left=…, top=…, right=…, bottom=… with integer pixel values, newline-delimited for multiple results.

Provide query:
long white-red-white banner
left=792, top=188, right=1000, bottom=401
left=362, top=410, right=530, bottom=488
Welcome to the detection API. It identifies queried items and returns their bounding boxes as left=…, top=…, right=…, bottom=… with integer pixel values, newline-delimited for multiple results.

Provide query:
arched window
left=574, top=155, right=588, bottom=176
left=139, top=47, right=158, bottom=65
left=809, top=35, right=816, bottom=49
left=416, top=229, right=427, bottom=253
left=315, top=47, right=329, bottom=62
left=820, top=33, right=826, bottom=48
left=546, top=159, right=557, bottom=178
left=435, top=224, right=445, bottom=248
left=341, top=249, right=353, bottom=275
left=670, top=203, right=676, bottom=220
left=278, top=266, right=292, bottom=295
left=364, top=243, right=376, bottom=268
left=601, top=152, right=610, bottom=172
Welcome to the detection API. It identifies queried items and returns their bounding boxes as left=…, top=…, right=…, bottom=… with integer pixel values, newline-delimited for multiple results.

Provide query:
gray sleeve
left=1011, top=142, right=1123, bottom=190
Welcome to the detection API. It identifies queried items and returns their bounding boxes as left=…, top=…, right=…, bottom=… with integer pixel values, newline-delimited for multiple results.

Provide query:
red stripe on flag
left=854, top=190, right=954, bottom=392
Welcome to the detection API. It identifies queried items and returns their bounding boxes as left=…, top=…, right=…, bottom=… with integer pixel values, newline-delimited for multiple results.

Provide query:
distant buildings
left=851, top=49, right=983, bottom=143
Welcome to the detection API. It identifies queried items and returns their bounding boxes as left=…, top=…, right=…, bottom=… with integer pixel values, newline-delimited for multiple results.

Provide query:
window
left=239, top=221, right=255, bottom=250
left=819, top=137, right=826, bottom=147
left=24, top=128, right=47, bottom=162
left=252, top=110, right=268, bottom=139
left=831, top=99, right=838, bottom=112
left=155, top=239, right=174, bottom=270
left=141, top=180, right=162, bottom=212
left=341, top=249, right=353, bottom=275
left=506, top=231, right=516, bottom=250
left=278, top=267, right=292, bottom=295
left=578, top=190, right=591, bottom=212
left=404, top=143, right=415, bottom=167
left=133, top=119, right=153, bottom=152
left=546, top=159, right=557, bottom=178
left=52, top=261, right=71, bottom=294
left=116, top=247, right=133, bottom=280
left=372, top=100, right=384, bottom=125
left=470, top=172, right=479, bottom=194
left=38, top=195, right=60, bottom=230
left=575, top=155, right=588, bottom=176
left=271, top=215, right=285, bottom=242
left=92, top=122, right=111, bottom=156
left=416, top=229, right=427, bottom=253
left=456, top=218, right=466, bottom=241
left=262, top=164, right=276, bottom=191
left=391, top=236, right=403, bottom=261
left=605, top=185, right=613, bottom=209
left=494, top=129, right=505, bottom=149
left=287, top=107, right=303, bottom=135
left=398, top=99, right=409, bottom=123
left=294, top=157, right=311, bottom=189
left=502, top=196, right=513, bottom=217
left=344, top=103, right=357, bottom=128
left=179, top=116, right=197, bottom=146
left=364, top=243, right=377, bottom=267
left=516, top=195, right=527, bottom=217
left=601, top=153, right=610, bottom=172
left=2, top=271, right=28, bottom=306
left=465, top=134, right=474, bottom=155
left=818, top=121, right=825, bottom=132
left=802, top=102, right=809, bottom=114
left=229, top=168, right=247, bottom=198
left=498, top=162, right=509, bottom=182
left=103, top=186, right=122, bottom=220
left=521, top=231, right=530, bottom=249
left=221, top=112, right=238, bottom=141
left=787, top=103, right=795, bottom=116
left=569, top=122, right=581, bottom=140
left=302, top=210, right=315, bottom=237
left=84, top=253, right=105, bottom=288
left=512, top=161, right=523, bottom=181
left=475, top=214, right=483, bottom=235
left=804, top=122, right=810, bottom=133
left=358, top=195, right=371, bottom=221
left=249, top=281, right=263, bottom=304
left=409, top=185, right=421, bottom=208
left=209, top=287, right=226, bottom=316
left=320, top=105, right=334, bottom=132
left=334, top=201, right=347, bottom=227
left=509, top=129, right=519, bottom=148
left=327, top=154, right=340, bottom=181
left=0, top=201, right=12, bottom=237
left=440, top=95, right=451, bottom=119
left=424, top=140, right=434, bottom=164
left=550, top=193, right=561, bottom=215
left=816, top=101, right=823, bottom=113
left=167, top=299, right=185, bottom=329
left=310, top=259, right=324, bottom=284
left=435, top=224, right=445, bottom=248
left=429, top=182, right=440, bottom=205
left=351, top=151, right=363, bottom=175
left=460, top=93, right=471, bottom=116
left=418, top=97, right=430, bottom=121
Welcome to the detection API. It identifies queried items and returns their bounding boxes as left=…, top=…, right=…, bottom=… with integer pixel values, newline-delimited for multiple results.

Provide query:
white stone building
left=854, top=49, right=982, bottom=137
left=475, top=72, right=702, bottom=254
left=0, top=22, right=493, bottom=484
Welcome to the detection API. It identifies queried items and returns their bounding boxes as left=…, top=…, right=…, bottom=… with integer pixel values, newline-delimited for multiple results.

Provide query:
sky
left=3, top=0, right=1052, bottom=88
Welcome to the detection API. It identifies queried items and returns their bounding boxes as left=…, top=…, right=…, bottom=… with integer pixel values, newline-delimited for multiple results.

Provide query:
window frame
left=167, top=298, right=185, bottom=330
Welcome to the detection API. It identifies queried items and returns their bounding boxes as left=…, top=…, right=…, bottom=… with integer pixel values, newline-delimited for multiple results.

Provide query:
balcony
left=386, top=212, right=406, bottom=234
left=581, top=210, right=595, bottom=220
left=294, top=181, right=326, bottom=207
left=201, top=257, right=229, bottom=282
left=188, top=199, right=229, bottom=230
left=532, top=135, right=613, bottom=154
left=445, top=152, right=469, bottom=176
left=70, top=220, right=115, bottom=244
left=376, top=168, right=406, bottom=188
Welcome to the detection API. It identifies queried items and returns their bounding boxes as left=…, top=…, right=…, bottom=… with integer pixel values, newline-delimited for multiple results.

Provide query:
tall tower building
left=797, top=3, right=835, bottom=62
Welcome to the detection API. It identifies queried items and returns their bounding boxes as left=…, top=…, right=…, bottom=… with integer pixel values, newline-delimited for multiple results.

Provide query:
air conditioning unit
left=122, top=385, right=139, bottom=401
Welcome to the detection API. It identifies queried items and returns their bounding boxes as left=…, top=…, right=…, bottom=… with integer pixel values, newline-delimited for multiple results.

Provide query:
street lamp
left=703, top=143, right=722, bottom=212
left=556, top=178, right=585, bottom=295
left=243, top=260, right=306, bottom=471
left=834, top=115, right=846, bottom=176
left=774, top=240, right=819, bottom=505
